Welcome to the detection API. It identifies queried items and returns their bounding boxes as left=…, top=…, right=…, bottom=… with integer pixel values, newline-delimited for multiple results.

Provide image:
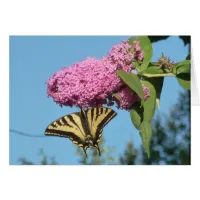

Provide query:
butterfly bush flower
left=133, top=41, right=141, bottom=51
left=116, top=86, right=150, bottom=110
left=107, top=40, right=135, bottom=70
left=47, top=57, right=131, bottom=108
left=137, top=51, right=144, bottom=61
left=46, top=39, right=149, bottom=110
left=133, top=41, right=144, bottom=61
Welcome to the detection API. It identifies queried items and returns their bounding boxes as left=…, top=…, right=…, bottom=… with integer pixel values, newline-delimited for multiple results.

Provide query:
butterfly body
left=45, top=107, right=117, bottom=157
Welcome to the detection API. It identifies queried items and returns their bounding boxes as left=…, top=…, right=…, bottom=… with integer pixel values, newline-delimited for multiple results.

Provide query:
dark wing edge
left=86, top=106, right=117, bottom=144
left=95, top=107, right=117, bottom=134
left=44, top=112, right=86, bottom=148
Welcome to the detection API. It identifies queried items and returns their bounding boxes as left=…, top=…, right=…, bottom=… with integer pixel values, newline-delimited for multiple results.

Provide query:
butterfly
left=44, top=107, right=117, bottom=157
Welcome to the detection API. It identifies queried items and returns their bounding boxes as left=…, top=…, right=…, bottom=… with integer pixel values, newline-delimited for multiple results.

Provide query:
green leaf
left=128, top=79, right=156, bottom=158
left=139, top=73, right=175, bottom=78
left=128, top=36, right=153, bottom=70
left=117, top=70, right=144, bottom=102
left=173, top=60, right=191, bottom=90
left=138, top=66, right=164, bottom=74
left=175, top=60, right=190, bottom=67
left=172, top=60, right=191, bottom=74
left=130, top=102, right=143, bottom=130
left=138, top=65, right=176, bottom=78
left=134, top=60, right=140, bottom=70
left=141, top=80, right=156, bottom=122
left=138, top=66, right=167, bottom=78
left=176, top=64, right=190, bottom=74
left=176, top=73, right=190, bottom=90
left=147, top=77, right=164, bottom=110
left=139, top=121, right=152, bottom=158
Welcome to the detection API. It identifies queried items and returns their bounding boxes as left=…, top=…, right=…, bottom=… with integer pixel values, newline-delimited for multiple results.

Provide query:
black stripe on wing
left=45, top=128, right=85, bottom=145
left=44, top=112, right=86, bottom=145
left=61, top=117, right=73, bottom=127
left=85, top=107, right=117, bottom=144
left=96, top=108, right=117, bottom=134
left=45, top=128, right=79, bottom=140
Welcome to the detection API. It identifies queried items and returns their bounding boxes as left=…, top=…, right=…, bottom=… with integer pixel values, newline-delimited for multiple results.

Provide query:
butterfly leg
left=83, top=146, right=88, bottom=158
left=95, top=144, right=101, bottom=156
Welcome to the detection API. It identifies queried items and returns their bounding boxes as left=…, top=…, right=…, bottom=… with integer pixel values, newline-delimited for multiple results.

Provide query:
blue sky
left=9, top=36, right=189, bottom=165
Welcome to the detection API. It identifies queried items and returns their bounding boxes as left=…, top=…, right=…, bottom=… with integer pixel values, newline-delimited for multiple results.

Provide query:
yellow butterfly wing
left=86, top=107, right=117, bottom=144
left=44, top=112, right=87, bottom=148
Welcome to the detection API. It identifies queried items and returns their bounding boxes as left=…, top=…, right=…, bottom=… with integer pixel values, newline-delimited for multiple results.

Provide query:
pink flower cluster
left=107, top=40, right=135, bottom=70
left=116, top=86, right=150, bottom=110
left=107, top=40, right=144, bottom=69
left=47, top=57, right=125, bottom=108
left=133, top=41, right=144, bottom=61
left=46, top=40, right=148, bottom=109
